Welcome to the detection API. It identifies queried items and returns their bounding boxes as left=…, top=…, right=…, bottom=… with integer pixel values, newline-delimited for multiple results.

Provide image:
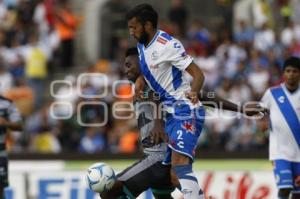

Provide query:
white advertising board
left=8, top=170, right=277, bottom=199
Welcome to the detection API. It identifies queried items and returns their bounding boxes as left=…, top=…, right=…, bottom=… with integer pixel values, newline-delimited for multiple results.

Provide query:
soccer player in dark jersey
left=0, top=95, right=22, bottom=199
left=100, top=48, right=174, bottom=199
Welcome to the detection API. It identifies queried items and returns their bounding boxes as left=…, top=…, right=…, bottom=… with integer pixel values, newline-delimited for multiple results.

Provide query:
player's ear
left=144, top=21, right=153, bottom=32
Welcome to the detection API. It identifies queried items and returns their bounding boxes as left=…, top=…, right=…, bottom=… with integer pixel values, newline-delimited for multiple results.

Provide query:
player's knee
left=171, top=151, right=190, bottom=165
left=278, top=188, right=292, bottom=198
left=170, top=170, right=180, bottom=187
left=100, top=181, right=124, bottom=199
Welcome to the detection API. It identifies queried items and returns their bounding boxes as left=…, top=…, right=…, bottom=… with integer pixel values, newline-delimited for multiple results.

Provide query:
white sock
left=173, top=164, right=204, bottom=199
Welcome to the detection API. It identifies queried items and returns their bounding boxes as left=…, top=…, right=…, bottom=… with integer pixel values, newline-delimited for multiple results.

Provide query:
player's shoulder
left=155, top=30, right=181, bottom=46
left=269, top=85, right=282, bottom=92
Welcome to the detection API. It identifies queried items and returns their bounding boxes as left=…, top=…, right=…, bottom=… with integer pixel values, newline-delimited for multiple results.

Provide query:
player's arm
left=134, top=77, right=166, bottom=144
left=165, top=38, right=205, bottom=104
left=149, top=90, right=167, bottom=144
left=185, top=62, right=205, bottom=104
left=0, top=103, right=22, bottom=131
left=199, top=90, right=269, bottom=116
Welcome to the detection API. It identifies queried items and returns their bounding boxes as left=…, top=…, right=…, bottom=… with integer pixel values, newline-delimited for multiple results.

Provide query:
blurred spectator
left=32, top=128, right=61, bottom=153
left=234, top=20, right=254, bottom=44
left=55, top=0, right=80, bottom=67
left=4, top=78, right=34, bottom=116
left=29, top=104, right=61, bottom=153
left=247, top=62, right=270, bottom=99
left=168, top=0, right=188, bottom=37
left=291, top=0, right=300, bottom=24
left=33, top=0, right=50, bottom=38
left=252, top=0, right=273, bottom=28
left=254, top=23, right=275, bottom=52
left=229, top=79, right=252, bottom=104
left=1, top=36, right=24, bottom=80
left=278, top=0, right=292, bottom=27
left=101, top=0, right=128, bottom=59
left=194, top=53, right=219, bottom=90
left=187, top=21, right=210, bottom=50
left=281, top=20, right=300, bottom=47
left=0, top=55, right=12, bottom=94
left=79, top=127, right=106, bottom=153
left=21, top=31, right=48, bottom=109
left=52, top=74, right=77, bottom=118
left=119, top=128, right=139, bottom=154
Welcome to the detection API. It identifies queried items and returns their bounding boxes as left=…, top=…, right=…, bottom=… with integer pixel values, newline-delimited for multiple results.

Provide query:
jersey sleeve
left=163, top=39, right=193, bottom=71
left=8, top=102, right=22, bottom=123
left=260, top=89, right=271, bottom=109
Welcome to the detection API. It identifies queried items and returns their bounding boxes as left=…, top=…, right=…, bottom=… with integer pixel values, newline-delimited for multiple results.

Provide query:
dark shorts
left=117, top=154, right=174, bottom=198
left=0, top=157, right=8, bottom=188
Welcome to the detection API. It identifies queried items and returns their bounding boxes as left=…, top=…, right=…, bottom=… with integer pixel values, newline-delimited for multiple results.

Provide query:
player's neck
left=285, top=83, right=299, bottom=93
left=146, top=29, right=158, bottom=46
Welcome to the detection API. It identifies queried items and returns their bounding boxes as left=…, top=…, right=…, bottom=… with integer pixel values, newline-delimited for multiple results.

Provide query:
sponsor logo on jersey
left=278, top=96, right=285, bottom=103
left=157, top=37, right=167, bottom=44
left=151, top=51, right=159, bottom=60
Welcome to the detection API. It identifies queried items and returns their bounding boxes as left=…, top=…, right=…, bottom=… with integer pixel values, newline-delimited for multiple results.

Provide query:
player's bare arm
left=148, top=90, right=167, bottom=145
left=199, top=90, right=269, bottom=116
left=185, top=62, right=205, bottom=104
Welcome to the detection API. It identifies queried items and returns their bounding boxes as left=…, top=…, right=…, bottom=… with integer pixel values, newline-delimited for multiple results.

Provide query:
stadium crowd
left=0, top=0, right=299, bottom=154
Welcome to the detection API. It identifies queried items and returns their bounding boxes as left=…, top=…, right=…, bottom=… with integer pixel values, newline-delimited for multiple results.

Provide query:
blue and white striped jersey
left=261, top=83, right=300, bottom=161
left=0, top=96, right=21, bottom=157
left=137, top=30, right=201, bottom=113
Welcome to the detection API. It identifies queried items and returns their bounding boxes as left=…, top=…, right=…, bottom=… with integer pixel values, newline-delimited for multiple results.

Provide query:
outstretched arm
left=199, top=90, right=269, bottom=116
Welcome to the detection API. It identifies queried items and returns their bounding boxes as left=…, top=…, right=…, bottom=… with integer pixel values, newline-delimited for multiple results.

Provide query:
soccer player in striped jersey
left=0, top=95, right=22, bottom=198
left=126, top=4, right=206, bottom=198
left=260, top=57, right=300, bottom=199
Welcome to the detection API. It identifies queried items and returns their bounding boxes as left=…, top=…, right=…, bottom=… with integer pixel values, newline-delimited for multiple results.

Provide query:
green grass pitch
left=66, top=159, right=272, bottom=171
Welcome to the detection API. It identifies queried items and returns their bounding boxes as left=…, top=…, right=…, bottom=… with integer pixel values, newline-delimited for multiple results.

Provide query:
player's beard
left=138, top=28, right=149, bottom=45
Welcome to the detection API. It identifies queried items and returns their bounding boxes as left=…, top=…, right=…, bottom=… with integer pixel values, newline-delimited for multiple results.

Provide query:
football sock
left=173, top=164, right=204, bottom=199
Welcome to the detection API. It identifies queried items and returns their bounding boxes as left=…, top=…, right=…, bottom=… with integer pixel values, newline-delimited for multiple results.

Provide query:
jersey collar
left=282, top=83, right=300, bottom=95
left=145, top=30, right=160, bottom=49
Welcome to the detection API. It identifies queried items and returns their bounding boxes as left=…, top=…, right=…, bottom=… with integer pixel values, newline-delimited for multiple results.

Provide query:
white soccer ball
left=86, top=162, right=116, bottom=193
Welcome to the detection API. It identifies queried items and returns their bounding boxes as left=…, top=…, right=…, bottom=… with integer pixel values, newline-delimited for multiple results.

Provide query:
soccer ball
left=86, top=162, right=116, bottom=193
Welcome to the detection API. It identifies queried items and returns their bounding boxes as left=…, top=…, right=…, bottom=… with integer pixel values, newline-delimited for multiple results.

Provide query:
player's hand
left=0, top=117, right=8, bottom=127
left=150, top=120, right=168, bottom=144
left=243, top=103, right=269, bottom=118
left=185, top=91, right=199, bottom=104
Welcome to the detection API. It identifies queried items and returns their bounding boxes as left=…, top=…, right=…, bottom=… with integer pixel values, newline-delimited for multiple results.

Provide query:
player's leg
left=164, top=106, right=205, bottom=199
left=273, top=160, right=293, bottom=199
left=149, top=162, right=174, bottom=199
left=290, top=162, right=300, bottom=199
left=0, top=157, right=8, bottom=199
left=171, top=151, right=204, bottom=199
left=101, top=155, right=162, bottom=198
left=100, top=181, right=127, bottom=199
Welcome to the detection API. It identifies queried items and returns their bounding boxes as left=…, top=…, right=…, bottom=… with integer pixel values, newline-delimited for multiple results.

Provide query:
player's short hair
left=284, top=56, right=300, bottom=70
left=125, top=47, right=138, bottom=57
left=126, top=4, right=158, bottom=28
